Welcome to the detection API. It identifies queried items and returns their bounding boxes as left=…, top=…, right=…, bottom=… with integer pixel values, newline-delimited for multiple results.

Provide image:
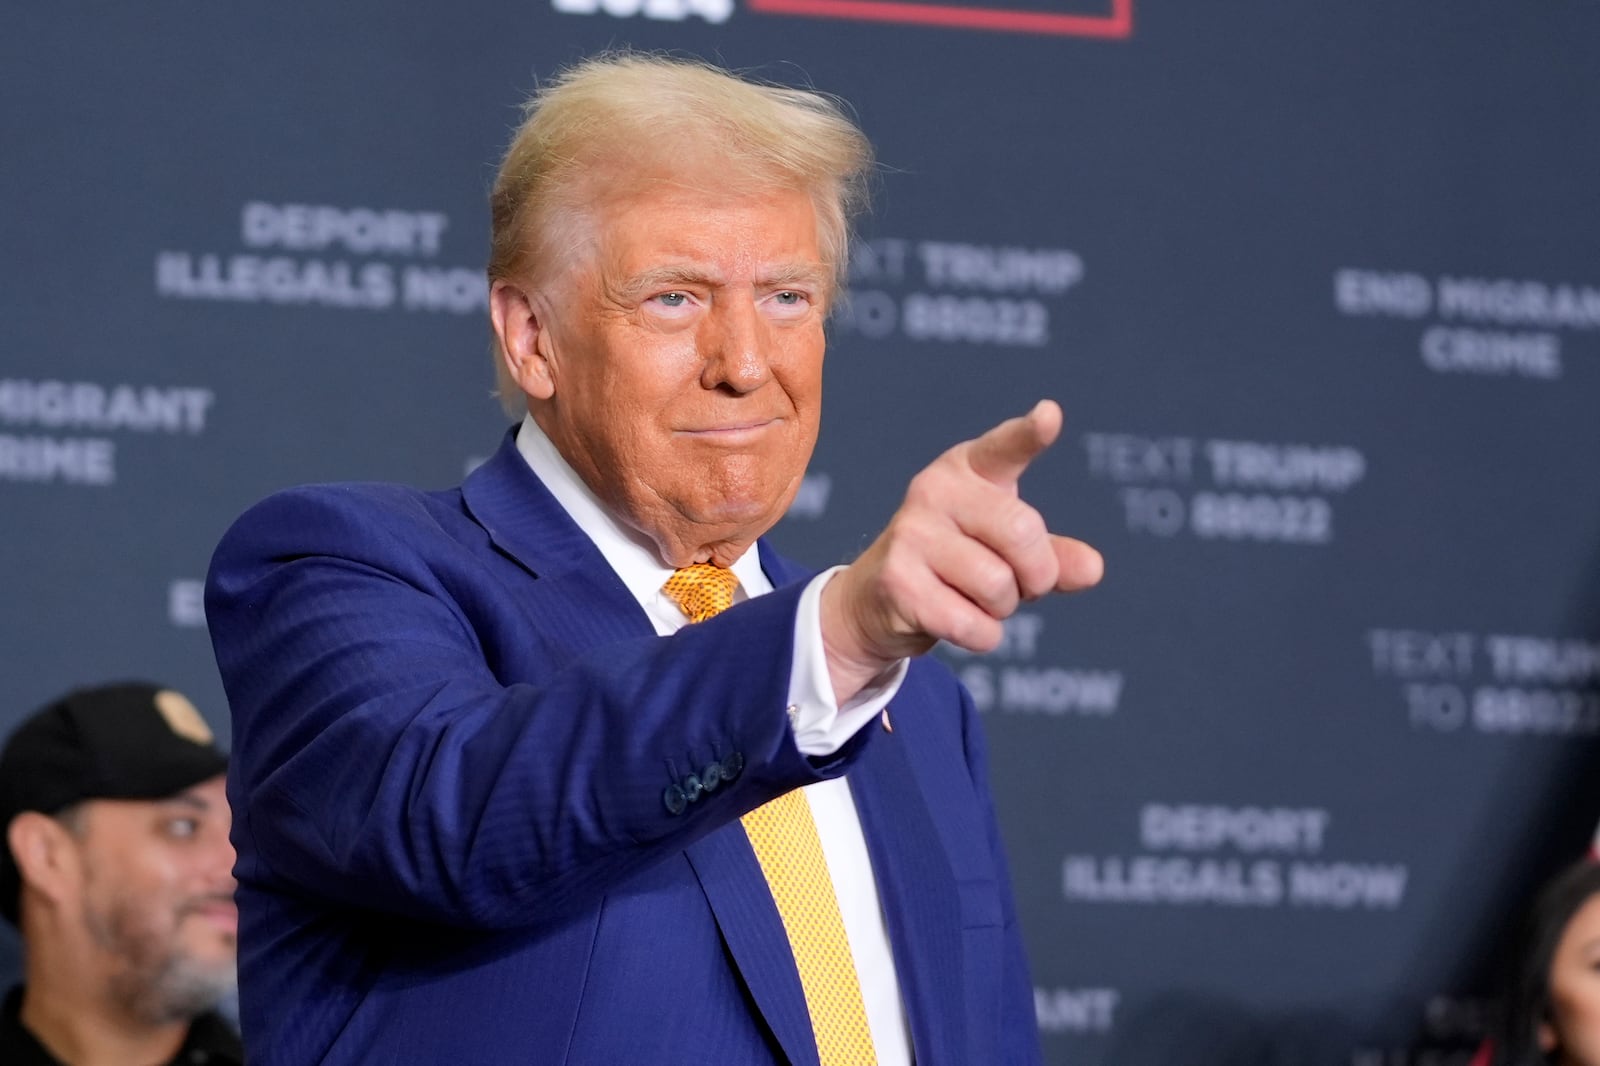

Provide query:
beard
left=81, top=890, right=237, bottom=1026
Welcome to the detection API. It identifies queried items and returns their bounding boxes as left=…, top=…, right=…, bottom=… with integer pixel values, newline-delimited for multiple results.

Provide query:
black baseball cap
left=0, top=681, right=229, bottom=923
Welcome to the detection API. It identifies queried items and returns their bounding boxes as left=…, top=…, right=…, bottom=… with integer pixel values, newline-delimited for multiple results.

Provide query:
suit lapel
left=461, top=429, right=653, bottom=647
left=846, top=711, right=968, bottom=1063
left=756, top=539, right=811, bottom=590
left=461, top=428, right=603, bottom=578
left=686, top=829, right=822, bottom=1066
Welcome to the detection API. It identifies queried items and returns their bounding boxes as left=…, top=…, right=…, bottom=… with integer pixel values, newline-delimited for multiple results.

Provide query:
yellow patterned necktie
left=662, top=564, right=879, bottom=1066
left=662, top=563, right=740, bottom=623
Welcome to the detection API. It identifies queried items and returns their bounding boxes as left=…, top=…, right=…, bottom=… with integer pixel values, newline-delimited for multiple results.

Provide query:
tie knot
left=663, top=564, right=740, bottom=623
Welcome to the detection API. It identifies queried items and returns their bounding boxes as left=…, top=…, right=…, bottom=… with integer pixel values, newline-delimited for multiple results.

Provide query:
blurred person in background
left=0, top=682, right=242, bottom=1066
left=1488, top=859, right=1600, bottom=1066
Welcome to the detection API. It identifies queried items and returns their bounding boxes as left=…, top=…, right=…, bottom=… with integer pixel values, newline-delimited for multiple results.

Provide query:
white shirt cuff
left=786, top=566, right=909, bottom=757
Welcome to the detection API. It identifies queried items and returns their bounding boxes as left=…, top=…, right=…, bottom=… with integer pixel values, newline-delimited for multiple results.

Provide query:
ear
left=7, top=812, right=81, bottom=909
left=1539, top=1018, right=1558, bottom=1053
left=490, top=279, right=558, bottom=402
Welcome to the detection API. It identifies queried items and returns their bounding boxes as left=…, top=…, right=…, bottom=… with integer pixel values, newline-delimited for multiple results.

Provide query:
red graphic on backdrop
left=747, top=0, right=1129, bottom=37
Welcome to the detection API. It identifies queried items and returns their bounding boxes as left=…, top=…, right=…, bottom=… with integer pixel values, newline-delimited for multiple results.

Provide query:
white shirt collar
left=513, top=414, right=771, bottom=613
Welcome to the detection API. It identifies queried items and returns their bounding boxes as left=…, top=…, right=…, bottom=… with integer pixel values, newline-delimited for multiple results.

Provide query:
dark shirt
left=0, top=985, right=243, bottom=1066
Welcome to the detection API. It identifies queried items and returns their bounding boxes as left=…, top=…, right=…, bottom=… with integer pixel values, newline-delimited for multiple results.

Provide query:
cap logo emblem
left=154, top=690, right=213, bottom=745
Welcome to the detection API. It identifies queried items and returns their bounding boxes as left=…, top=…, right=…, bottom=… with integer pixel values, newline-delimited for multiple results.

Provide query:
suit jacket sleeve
left=206, top=483, right=864, bottom=930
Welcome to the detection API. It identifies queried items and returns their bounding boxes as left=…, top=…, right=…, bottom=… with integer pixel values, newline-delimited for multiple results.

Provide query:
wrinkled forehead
left=537, top=156, right=834, bottom=285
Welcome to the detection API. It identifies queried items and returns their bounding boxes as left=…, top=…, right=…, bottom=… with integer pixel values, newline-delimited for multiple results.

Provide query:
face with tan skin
left=492, top=176, right=830, bottom=568
left=1543, top=893, right=1600, bottom=1066
left=63, top=776, right=237, bottom=1023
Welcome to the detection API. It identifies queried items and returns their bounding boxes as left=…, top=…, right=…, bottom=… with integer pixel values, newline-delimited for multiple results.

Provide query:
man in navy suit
left=206, top=53, right=1102, bottom=1065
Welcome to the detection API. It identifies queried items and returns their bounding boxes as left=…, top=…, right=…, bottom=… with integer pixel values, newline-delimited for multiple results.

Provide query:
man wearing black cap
left=0, top=682, right=243, bottom=1066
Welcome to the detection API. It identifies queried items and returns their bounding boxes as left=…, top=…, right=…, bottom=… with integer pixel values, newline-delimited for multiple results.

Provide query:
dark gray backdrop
left=4, top=3, right=1599, bottom=1062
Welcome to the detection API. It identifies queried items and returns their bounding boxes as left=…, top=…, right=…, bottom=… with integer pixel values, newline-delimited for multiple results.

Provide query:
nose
left=700, top=295, right=771, bottom=394
left=203, top=821, right=240, bottom=890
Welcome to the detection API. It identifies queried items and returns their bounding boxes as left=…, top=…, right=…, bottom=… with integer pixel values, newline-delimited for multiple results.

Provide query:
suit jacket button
left=721, top=751, right=744, bottom=781
left=700, top=762, right=723, bottom=792
left=663, top=783, right=688, bottom=815
left=682, top=773, right=704, bottom=803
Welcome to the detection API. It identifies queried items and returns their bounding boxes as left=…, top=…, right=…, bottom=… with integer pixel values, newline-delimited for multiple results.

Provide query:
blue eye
left=166, top=818, right=200, bottom=839
left=775, top=291, right=802, bottom=304
left=656, top=292, right=688, bottom=307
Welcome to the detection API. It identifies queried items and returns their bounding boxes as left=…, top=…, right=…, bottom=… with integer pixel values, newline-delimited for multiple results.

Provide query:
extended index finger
left=966, top=399, right=1064, bottom=486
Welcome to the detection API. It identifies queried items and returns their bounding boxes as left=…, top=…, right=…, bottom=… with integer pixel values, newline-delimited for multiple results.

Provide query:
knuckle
left=1018, top=557, right=1059, bottom=600
left=975, top=558, right=1016, bottom=606
left=879, top=561, right=909, bottom=599
left=1003, top=504, right=1046, bottom=548
left=881, top=512, right=933, bottom=562
left=902, top=475, right=937, bottom=511
left=909, top=461, right=949, bottom=494
left=876, top=554, right=918, bottom=606
left=951, top=611, right=1003, bottom=654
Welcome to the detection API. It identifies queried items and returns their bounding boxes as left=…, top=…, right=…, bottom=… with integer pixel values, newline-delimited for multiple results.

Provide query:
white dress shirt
left=516, top=415, right=914, bottom=1065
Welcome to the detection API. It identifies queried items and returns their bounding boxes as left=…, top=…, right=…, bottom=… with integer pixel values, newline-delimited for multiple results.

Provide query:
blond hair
left=487, top=52, right=874, bottom=411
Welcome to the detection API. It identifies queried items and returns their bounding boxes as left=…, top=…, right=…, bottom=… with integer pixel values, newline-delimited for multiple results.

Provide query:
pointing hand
left=821, top=400, right=1104, bottom=702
